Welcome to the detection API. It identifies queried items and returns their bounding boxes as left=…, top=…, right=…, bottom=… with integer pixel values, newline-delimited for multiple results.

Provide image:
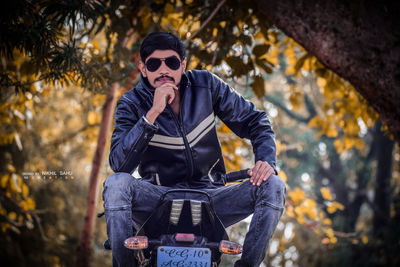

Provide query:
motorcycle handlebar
left=224, top=169, right=250, bottom=183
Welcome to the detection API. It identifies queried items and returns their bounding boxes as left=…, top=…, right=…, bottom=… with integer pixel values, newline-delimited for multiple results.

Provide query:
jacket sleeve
left=109, top=95, right=158, bottom=174
left=209, top=72, right=277, bottom=172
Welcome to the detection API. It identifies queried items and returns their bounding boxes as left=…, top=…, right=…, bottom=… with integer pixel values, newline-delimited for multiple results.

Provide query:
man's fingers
left=251, top=161, right=263, bottom=185
left=253, top=164, right=264, bottom=184
left=263, top=167, right=274, bottom=181
left=161, top=82, right=178, bottom=90
left=247, top=169, right=253, bottom=177
left=255, top=164, right=268, bottom=186
left=167, top=91, right=175, bottom=104
left=249, top=161, right=274, bottom=186
left=250, top=162, right=260, bottom=184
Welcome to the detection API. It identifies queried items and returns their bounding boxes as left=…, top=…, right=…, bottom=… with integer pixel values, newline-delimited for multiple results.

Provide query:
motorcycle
left=102, top=169, right=249, bottom=267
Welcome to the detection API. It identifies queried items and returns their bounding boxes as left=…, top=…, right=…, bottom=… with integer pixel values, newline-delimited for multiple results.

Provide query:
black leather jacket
left=109, top=70, right=276, bottom=188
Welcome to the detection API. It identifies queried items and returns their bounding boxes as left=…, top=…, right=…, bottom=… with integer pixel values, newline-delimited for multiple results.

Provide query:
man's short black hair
left=140, top=32, right=186, bottom=62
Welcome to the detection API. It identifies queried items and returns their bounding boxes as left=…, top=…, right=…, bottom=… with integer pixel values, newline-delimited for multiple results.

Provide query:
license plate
left=157, top=246, right=211, bottom=267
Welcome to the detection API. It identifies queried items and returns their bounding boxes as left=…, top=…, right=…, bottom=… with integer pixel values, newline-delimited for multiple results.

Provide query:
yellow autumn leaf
left=0, top=174, right=9, bottom=188
left=0, top=207, right=6, bottom=216
left=276, top=140, right=286, bottom=155
left=333, top=139, right=344, bottom=154
left=326, top=228, right=335, bottom=238
left=317, top=77, right=327, bottom=87
left=306, top=208, right=317, bottom=220
left=302, top=199, right=317, bottom=220
left=327, top=201, right=344, bottom=214
left=91, top=94, right=106, bottom=106
left=285, top=66, right=295, bottom=75
left=6, top=164, right=16, bottom=173
left=212, top=28, right=218, bottom=37
left=297, top=215, right=305, bottom=224
left=142, top=11, right=152, bottom=31
left=267, top=47, right=279, bottom=65
left=362, top=235, right=368, bottom=244
left=321, top=237, right=330, bottom=245
left=22, top=184, right=29, bottom=197
left=278, top=170, right=287, bottom=183
left=8, top=211, right=17, bottom=220
left=92, top=41, right=101, bottom=51
left=308, top=116, right=323, bottom=128
left=289, top=91, right=303, bottom=111
left=323, top=218, right=332, bottom=225
left=303, top=198, right=316, bottom=209
left=22, top=197, right=36, bottom=210
left=320, top=187, right=333, bottom=201
left=288, top=187, right=306, bottom=205
left=330, top=236, right=338, bottom=244
left=332, top=201, right=344, bottom=210
left=254, top=31, right=264, bottom=40
left=286, top=206, right=295, bottom=217
left=294, top=205, right=304, bottom=216
left=301, top=57, right=310, bottom=71
left=327, top=205, right=337, bottom=214
left=325, top=126, right=338, bottom=138
left=87, top=111, right=97, bottom=125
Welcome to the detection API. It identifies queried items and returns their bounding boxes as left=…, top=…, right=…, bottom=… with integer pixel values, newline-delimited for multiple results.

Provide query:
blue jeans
left=102, top=173, right=286, bottom=267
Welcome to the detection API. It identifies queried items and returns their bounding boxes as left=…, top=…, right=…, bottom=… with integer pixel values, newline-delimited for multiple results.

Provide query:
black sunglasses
left=145, top=56, right=181, bottom=72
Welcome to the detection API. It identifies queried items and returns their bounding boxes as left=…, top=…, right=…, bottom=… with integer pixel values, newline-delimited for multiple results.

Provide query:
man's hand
left=247, top=160, right=275, bottom=186
left=146, top=82, right=178, bottom=124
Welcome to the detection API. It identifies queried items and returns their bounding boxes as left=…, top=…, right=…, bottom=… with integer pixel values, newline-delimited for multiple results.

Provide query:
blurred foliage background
left=0, top=0, right=399, bottom=266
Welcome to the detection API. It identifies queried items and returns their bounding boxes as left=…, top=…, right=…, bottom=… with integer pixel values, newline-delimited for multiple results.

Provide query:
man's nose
left=158, top=61, right=170, bottom=74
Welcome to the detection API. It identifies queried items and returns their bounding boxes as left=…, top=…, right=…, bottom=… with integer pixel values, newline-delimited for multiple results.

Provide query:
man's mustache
left=155, top=75, right=175, bottom=83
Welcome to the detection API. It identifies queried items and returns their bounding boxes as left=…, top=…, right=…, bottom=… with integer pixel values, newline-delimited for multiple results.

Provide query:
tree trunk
left=347, top=127, right=376, bottom=231
left=256, top=0, right=400, bottom=143
left=373, top=121, right=395, bottom=237
left=76, top=83, right=119, bottom=267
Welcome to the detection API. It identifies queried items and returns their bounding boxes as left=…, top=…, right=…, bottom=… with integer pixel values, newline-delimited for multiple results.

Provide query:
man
left=103, top=32, right=286, bottom=267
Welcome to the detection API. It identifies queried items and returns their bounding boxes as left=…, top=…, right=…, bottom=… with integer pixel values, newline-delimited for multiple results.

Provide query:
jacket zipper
left=167, top=84, right=194, bottom=181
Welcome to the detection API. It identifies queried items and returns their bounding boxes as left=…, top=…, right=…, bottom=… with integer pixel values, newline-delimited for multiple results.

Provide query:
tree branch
left=264, top=95, right=311, bottom=123
left=44, top=123, right=100, bottom=147
left=184, top=0, right=227, bottom=45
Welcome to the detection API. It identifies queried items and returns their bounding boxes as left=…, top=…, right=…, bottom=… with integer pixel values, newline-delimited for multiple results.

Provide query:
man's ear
left=139, top=61, right=147, bottom=77
left=181, top=57, right=187, bottom=73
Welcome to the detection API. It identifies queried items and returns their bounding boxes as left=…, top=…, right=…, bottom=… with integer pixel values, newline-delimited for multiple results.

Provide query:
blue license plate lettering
left=157, top=247, right=211, bottom=267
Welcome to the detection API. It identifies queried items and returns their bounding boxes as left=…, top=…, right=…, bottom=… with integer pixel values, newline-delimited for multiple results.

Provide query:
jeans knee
left=104, top=172, right=136, bottom=189
left=258, top=174, right=286, bottom=210
left=102, top=172, right=137, bottom=210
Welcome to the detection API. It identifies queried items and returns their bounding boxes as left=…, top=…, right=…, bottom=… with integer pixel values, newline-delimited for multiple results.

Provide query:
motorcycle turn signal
left=124, top=236, right=148, bottom=250
left=219, top=240, right=242, bottom=255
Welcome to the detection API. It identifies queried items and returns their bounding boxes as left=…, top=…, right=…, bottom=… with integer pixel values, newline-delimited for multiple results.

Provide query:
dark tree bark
left=76, top=83, right=119, bottom=267
left=347, top=140, right=375, bottom=231
left=373, top=121, right=395, bottom=237
left=257, top=0, right=400, bottom=143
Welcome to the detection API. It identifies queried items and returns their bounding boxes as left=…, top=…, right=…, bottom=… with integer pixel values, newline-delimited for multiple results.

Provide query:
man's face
left=139, top=49, right=187, bottom=88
